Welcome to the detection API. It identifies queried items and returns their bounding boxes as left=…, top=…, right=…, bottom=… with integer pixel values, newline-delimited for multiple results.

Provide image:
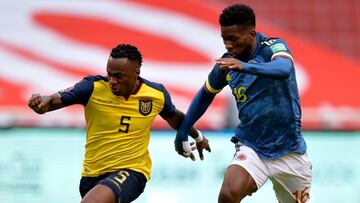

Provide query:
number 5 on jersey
left=119, top=116, right=131, bottom=133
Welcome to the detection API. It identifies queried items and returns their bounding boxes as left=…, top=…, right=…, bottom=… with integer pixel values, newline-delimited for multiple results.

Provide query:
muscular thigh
left=221, top=165, right=257, bottom=200
left=220, top=143, right=270, bottom=200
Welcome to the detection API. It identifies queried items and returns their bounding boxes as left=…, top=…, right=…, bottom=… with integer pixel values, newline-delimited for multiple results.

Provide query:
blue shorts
left=79, top=169, right=147, bottom=203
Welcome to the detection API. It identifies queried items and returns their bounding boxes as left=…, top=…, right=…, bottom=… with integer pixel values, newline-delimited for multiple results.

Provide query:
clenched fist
left=28, top=94, right=51, bottom=114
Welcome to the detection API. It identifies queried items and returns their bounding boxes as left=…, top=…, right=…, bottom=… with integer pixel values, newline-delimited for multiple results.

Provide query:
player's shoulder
left=141, top=77, right=167, bottom=93
left=258, top=33, right=288, bottom=49
left=257, top=33, right=292, bottom=59
left=259, top=35, right=286, bottom=47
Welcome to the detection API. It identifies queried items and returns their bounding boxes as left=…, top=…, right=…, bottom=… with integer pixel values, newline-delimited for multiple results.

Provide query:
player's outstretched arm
left=28, top=93, right=65, bottom=114
left=174, top=86, right=215, bottom=160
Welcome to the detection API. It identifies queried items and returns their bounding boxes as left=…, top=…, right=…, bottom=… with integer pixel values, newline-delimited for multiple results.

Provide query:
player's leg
left=81, top=169, right=147, bottom=203
left=81, top=184, right=114, bottom=203
left=269, top=153, right=312, bottom=203
left=79, top=175, right=108, bottom=199
left=218, top=165, right=257, bottom=203
left=218, top=143, right=269, bottom=203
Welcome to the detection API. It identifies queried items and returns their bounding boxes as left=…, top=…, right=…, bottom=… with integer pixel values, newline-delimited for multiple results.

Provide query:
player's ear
left=249, top=28, right=256, bottom=39
left=136, top=68, right=140, bottom=75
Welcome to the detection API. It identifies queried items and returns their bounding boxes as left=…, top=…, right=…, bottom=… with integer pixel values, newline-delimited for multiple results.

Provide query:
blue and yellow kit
left=58, top=76, right=176, bottom=180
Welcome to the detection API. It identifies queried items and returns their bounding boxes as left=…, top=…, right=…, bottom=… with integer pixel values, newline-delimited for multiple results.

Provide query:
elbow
left=276, top=57, right=294, bottom=78
left=281, top=66, right=292, bottom=78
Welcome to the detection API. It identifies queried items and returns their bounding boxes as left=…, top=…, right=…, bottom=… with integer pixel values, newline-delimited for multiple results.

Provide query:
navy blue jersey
left=206, top=32, right=306, bottom=158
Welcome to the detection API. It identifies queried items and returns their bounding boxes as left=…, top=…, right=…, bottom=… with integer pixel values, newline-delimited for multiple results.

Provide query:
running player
left=28, top=44, right=210, bottom=203
left=175, top=4, right=312, bottom=203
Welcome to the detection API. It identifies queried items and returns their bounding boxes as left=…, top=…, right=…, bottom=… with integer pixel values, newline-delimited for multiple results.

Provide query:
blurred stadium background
left=0, top=0, right=359, bottom=202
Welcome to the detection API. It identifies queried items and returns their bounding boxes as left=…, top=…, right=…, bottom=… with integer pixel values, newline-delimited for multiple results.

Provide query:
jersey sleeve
left=264, top=38, right=294, bottom=62
left=205, top=58, right=229, bottom=94
left=159, top=85, right=176, bottom=118
left=58, top=77, right=94, bottom=106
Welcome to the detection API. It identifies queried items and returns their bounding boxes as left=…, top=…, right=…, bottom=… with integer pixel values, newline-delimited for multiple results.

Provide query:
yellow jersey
left=59, top=76, right=176, bottom=180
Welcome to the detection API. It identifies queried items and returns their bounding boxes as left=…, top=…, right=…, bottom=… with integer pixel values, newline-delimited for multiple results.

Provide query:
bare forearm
left=188, top=127, right=200, bottom=139
left=28, top=93, right=64, bottom=114
left=164, top=109, right=199, bottom=139
left=47, top=93, right=65, bottom=111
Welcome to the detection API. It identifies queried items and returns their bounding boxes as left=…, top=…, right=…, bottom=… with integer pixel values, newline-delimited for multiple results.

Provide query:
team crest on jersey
left=139, top=99, right=152, bottom=116
left=235, top=153, right=247, bottom=161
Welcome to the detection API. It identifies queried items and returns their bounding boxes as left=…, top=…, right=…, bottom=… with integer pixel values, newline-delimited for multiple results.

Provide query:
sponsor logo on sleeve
left=270, top=43, right=287, bottom=53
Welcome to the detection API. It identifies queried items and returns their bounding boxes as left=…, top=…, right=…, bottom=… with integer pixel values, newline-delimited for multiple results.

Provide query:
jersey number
left=293, top=187, right=310, bottom=203
left=119, top=116, right=131, bottom=133
left=233, top=86, right=247, bottom=103
left=114, top=170, right=130, bottom=185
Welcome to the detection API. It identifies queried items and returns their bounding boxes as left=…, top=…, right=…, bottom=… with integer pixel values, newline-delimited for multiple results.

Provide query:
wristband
left=195, top=130, right=203, bottom=143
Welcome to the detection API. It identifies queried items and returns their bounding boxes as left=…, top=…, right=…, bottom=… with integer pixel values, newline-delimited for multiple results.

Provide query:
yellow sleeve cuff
left=205, top=80, right=222, bottom=94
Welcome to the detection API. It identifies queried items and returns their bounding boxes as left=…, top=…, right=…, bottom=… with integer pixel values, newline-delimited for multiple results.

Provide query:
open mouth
left=111, top=87, right=119, bottom=92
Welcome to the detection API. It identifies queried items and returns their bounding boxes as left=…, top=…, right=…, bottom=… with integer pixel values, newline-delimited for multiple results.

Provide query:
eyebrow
left=222, top=35, right=237, bottom=40
left=107, top=71, right=124, bottom=76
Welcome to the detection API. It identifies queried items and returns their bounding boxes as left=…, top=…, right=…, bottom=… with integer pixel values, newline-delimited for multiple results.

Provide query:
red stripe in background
left=0, top=40, right=95, bottom=78
left=32, top=12, right=210, bottom=64
left=0, top=40, right=95, bottom=107
left=133, top=0, right=360, bottom=108
left=131, top=0, right=221, bottom=27
left=258, top=24, right=360, bottom=107
left=0, top=79, right=27, bottom=106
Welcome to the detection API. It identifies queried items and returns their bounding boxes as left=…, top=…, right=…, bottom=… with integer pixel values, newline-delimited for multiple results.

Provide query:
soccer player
left=28, top=44, right=210, bottom=203
left=175, top=4, right=312, bottom=203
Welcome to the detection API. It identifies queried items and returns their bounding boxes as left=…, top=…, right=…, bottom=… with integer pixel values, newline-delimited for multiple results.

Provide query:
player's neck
left=246, top=36, right=257, bottom=60
left=122, top=80, right=141, bottom=100
left=131, top=79, right=142, bottom=95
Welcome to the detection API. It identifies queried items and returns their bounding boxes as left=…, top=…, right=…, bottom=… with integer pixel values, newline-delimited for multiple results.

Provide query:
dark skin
left=216, top=25, right=258, bottom=203
left=216, top=25, right=257, bottom=71
left=28, top=57, right=211, bottom=203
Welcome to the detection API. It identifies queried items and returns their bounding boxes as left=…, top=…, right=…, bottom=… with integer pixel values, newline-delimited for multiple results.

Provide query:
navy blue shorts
left=79, top=169, right=147, bottom=203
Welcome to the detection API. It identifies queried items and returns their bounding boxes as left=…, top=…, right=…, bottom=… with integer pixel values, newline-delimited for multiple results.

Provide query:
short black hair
left=110, top=44, right=143, bottom=66
left=219, top=4, right=256, bottom=28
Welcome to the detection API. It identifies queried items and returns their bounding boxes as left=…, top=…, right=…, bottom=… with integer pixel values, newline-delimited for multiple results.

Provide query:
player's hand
left=194, top=130, right=211, bottom=160
left=28, top=94, right=50, bottom=114
left=174, top=132, right=197, bottom=161
left=174, top=140, right=196, bottom=161
left=215, top=58, right=244, bottom=71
